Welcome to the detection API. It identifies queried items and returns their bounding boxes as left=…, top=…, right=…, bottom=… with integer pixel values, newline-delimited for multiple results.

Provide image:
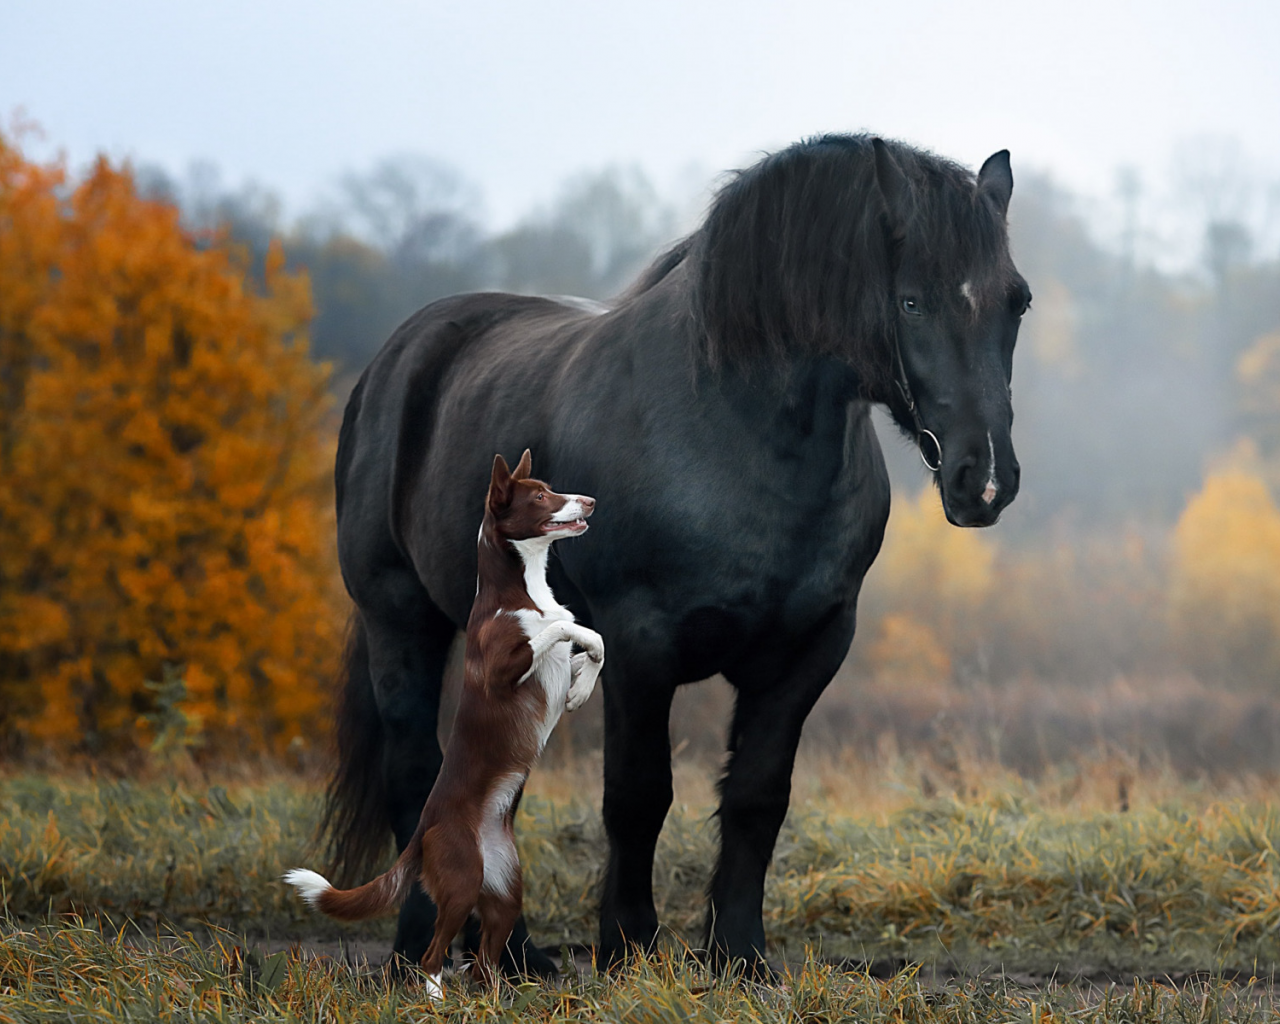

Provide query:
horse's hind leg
left=712, top=607, right=857, bottom=976
left=331, top=557, right=454, bottom=969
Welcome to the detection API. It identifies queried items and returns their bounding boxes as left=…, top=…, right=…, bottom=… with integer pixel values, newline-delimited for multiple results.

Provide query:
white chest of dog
left=509, top=534, right=601, bottom=751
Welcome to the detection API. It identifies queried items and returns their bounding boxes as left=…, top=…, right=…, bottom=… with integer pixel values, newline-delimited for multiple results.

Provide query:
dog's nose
left=580, top=496, right=596, bottom=516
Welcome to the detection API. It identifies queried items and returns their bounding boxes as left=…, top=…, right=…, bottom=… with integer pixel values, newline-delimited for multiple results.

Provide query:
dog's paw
left=566, top=653, right=601, bottom=710
left=566, top=681, right=596, bottom=711
left=578, top=630, right=605, bottom=664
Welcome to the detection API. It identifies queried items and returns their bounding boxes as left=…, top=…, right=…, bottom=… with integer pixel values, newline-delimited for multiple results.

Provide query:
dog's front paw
left=566, top=679, right=596, bottom=711
left=566, top=652, right=601, bottom=711
left=579, top=629, right=605, bottom=664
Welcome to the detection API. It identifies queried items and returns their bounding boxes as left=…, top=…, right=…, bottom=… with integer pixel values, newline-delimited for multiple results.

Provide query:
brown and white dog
left=284, top=449, right=603, bottom=997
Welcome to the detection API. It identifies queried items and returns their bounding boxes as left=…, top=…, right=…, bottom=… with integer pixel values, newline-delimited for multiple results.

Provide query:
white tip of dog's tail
left=282, top=867, right=332, bottom=908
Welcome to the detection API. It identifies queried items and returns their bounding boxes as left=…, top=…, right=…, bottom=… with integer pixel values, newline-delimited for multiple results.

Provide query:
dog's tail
left=284, top=843, right=418, bottom=921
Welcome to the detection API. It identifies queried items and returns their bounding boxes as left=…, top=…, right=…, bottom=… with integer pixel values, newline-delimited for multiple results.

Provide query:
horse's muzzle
left=939, top=438, right=1020, bottom=528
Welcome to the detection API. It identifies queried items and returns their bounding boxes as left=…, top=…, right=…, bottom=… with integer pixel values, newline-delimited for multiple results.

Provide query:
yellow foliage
left=865, top=613, right=952, bottom=690
left=857, top=487, right=995, bottom=688
left=1169, top=465, right=1280, bottom=687
left=1238, top=331, right=1280, bottom=413
left=1238, top=331, right=1280, bottom=477
left=877, top=489, right=994, bottom=607
left=873, top=487, right=993, bottom=629
left=0, top=134, right=343, bottom=754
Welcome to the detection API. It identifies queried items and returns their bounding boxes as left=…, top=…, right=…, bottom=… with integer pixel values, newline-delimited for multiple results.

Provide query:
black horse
left=322, top=134, right=1030, bottom=976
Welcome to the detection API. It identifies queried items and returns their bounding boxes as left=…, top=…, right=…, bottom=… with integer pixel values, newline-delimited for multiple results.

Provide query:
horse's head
left=874, top=139, right=1030, bottom=528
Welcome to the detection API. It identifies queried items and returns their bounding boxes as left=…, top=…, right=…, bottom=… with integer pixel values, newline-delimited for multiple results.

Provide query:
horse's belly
left=620, top=492, right=888, bottom=679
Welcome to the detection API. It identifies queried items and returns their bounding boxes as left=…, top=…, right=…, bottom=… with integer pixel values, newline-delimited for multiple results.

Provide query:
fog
left=6, top=0, right=1280, bottom=232
left=6, top=0, right=1280, bottom=765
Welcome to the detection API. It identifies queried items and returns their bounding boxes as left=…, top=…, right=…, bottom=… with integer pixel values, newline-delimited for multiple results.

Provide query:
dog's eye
left=536, top=493, right=545, bottom=501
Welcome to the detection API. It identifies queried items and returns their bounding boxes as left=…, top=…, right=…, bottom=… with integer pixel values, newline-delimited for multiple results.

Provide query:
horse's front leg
left=712, top=607, right=858, bottom=975
left=598, top=658, right=676, bottom=965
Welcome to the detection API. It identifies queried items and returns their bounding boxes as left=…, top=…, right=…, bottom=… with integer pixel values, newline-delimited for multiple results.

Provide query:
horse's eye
left=537, top=493, right=545, bottom=501
left=901, top=298, right=921, bottom=315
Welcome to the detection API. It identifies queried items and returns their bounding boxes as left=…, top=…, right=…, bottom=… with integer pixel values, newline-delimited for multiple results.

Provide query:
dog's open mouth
left=546, top=518, right=589, bottom=534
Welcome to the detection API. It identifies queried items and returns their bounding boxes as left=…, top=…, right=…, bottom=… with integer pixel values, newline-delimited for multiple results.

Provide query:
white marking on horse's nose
left=982, top=431, right=998, bottom=505
left=960, top=280, right=977, bottom=312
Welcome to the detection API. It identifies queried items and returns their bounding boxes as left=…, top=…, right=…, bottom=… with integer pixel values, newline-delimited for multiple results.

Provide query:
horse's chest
left=512, top=608, right=572, bottom=751
left=710, top=480, right=885, bottom=600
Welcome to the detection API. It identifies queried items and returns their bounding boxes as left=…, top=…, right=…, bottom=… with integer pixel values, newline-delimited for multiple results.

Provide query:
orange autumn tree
left=0, top=133, right=343, bottom=755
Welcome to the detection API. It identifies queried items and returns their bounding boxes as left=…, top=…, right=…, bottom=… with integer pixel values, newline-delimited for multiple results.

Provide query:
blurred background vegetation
left=3, top=126, right=1280, bottom=777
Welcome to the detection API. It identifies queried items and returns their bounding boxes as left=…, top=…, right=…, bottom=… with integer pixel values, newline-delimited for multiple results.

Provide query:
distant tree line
left=138, top=149, right=1280, bottom=539
left=138, top=156, right=679, bottom=387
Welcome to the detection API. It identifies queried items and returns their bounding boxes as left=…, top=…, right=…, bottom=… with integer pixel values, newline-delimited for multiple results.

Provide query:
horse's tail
left=318, top=615, right=392, bottom=886
left=284, top=842, right=418, bottom=922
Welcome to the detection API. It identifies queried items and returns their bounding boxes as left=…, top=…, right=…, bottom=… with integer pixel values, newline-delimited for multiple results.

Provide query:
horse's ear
left=489, top=453, right=514, bottom=510
left=872, top=137, right=910, bottom=232
left=511, top=448, right=532, bottom=481
left=977, top=150, right=1013, bottom=217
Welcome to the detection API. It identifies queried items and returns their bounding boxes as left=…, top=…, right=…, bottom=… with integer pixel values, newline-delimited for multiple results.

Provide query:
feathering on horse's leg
left=711, top=607, right=858, bottom=977
left=598, top=665, right=677, bottom=966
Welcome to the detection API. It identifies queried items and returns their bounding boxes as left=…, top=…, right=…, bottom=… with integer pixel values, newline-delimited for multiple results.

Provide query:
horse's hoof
left=381, top=954, right=448, bottom=989
left=381, top=953, right=419, bottom=984
left=704, top=948, right=780, bottom=984
left=464, top=915, right=560, bottom=980
left=503, top=940, right=559, bottom=981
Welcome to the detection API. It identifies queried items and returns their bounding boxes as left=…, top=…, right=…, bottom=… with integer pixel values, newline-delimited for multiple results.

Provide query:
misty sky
left=4, top=0, right=1279, bottom=240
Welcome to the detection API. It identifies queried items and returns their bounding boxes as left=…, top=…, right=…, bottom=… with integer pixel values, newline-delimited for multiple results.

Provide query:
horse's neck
left=618, top=263, right=868, bottom=459
left=722, top=356, right=860, bottom=424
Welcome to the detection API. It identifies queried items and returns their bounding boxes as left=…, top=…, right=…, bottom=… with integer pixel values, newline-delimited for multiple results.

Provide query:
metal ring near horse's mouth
left=919, top=430, right=943, bottom=472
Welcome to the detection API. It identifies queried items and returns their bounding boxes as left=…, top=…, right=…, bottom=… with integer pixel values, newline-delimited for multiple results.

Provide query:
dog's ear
left=511, top=448, right=532, bottom=481
left=489, top=453, right=514, bottom=511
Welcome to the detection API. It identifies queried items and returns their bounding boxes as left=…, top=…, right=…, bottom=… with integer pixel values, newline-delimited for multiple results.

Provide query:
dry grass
left=5, top=752, right=1280, bottom=1019
left=2, top=922, right=1277, bottom=1024
left=5, top=752, right=1280, bottom=963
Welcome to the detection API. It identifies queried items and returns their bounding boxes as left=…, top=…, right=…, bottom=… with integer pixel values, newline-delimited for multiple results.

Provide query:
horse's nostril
left=949, top=454, right=979, bottom=492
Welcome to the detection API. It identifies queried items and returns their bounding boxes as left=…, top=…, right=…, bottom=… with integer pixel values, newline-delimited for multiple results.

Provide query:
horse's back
left=335, top=292, right=596, bottom=619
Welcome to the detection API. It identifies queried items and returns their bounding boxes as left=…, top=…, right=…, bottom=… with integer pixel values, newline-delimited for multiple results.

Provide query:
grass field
left=4, top=752, right=1280, bottom=1020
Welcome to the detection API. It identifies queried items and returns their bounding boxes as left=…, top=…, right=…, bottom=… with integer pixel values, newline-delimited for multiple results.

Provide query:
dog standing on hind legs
left=285, top=450, right=603, bottom=997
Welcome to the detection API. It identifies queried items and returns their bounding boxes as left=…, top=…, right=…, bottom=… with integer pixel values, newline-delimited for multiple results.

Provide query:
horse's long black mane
left=627, top=134, right=1014, bottom=395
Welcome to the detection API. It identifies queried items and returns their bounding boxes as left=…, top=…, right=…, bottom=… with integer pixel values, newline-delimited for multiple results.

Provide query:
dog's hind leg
left=475, top=879, right=524, bottom=987
left=418, top=827, right=484, bottom=998
left=418, top=892, right=475, bottom=999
